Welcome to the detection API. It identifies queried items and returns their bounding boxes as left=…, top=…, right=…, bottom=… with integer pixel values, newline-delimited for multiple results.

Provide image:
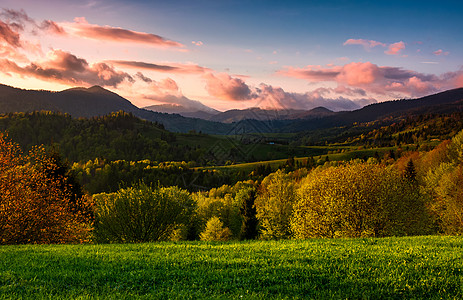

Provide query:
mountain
left=281, top=88, right=463, bottom=132
left=208, top=107, right=334, bottom=123
left=2, top=83, right=463, bottom=135
left=0, top=84, right=230, bottom=134
left=143, top=103, right=219, bottom=119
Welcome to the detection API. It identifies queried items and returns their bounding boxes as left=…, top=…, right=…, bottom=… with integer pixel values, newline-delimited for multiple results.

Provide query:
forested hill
left=0, top=84, right=231, bottom=134
left=0, top=111, right=207, bottom=163
left=1, top=84, right=463, bottom=134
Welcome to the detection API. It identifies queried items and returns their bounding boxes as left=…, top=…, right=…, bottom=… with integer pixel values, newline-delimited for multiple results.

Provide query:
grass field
left=200, top=146, right=396, bottom=173
left=1, top=236, right=462, bottom=299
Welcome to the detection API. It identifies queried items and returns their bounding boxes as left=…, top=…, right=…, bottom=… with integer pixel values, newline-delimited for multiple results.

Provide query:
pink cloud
left=277, top=64, right=342, bottom=81
left=108, top=60, right=211, bottom=74
left=192, top=41, right=203, bottom=46
left=343, top=39, right=386, bottom=50
left=62, top=17, right=183, bottom=48
left=433, top=49, right=449, bottom=56
left=0, top=20, right=22, bottom=48
left=40, top=20, right=66, bottom=35
left=338, top=62, right=381, bottom=85
left=278, top=62, right=463, bottom=98
left=159, top=78, right=178, bottom=91
left=203, top=72, right=256, bottom=101
left=0, top=49, right=133, bottom=87
left=385, top=41, right=405, bottom=55
left=253, top=84, right=376, bottom=111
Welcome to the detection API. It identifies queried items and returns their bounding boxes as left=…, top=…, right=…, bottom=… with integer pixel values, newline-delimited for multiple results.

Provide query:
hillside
left=0, top=84, right=230, bottom=134
left=1, top=84, right=463, bottom=135
left=282, top=88, right=463, bottom=132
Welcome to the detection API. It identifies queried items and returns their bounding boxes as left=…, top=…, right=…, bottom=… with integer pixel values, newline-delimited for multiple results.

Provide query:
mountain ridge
left=1, top=83, right=463, bottom=134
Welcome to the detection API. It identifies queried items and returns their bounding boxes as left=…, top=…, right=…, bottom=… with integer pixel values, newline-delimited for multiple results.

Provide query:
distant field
left=1, top=236, right=462, bottom=299
left=201, top=146, right=396, bottom=172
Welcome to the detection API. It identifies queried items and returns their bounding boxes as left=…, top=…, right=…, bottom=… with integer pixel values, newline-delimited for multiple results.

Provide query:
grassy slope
left=201, top=146, right=396, bottom=173
left=1, top=236, right=462, bottom=299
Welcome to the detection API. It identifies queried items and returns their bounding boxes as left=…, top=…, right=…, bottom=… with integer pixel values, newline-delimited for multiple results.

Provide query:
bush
left=199, top=216, right=232, bottom=241
left=93, top=183, right=195, bottom=243
left=291, top=162, right=431, bottom=238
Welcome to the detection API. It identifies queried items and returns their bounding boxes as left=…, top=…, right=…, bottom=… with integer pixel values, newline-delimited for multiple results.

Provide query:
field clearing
left=201, top=146, right=396, bottom=172
left=1, top=236, right=462, bottom=299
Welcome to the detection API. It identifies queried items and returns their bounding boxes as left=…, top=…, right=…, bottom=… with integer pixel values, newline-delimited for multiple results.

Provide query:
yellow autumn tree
left=291, top=162, right=430, bottom=238
left=0, top=132, right=92, bottom=244
left=255, top=170, right=296, bottom=239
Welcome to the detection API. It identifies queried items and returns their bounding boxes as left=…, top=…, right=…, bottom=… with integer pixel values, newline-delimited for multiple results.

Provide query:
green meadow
left=1, top=236, right=462, bottom=299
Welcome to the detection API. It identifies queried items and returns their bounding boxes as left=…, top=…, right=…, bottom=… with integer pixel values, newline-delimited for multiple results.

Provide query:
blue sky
left=0, top=0, right=462, bottom=111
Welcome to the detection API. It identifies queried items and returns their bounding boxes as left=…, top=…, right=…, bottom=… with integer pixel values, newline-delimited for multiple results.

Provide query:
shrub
left=94, top=183, right=195, bottom=243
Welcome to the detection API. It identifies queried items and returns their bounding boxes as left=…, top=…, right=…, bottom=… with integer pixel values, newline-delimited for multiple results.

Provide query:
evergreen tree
left=404, top=159, right=417, bottom=182
left=238, top=188, right=259, bottom=240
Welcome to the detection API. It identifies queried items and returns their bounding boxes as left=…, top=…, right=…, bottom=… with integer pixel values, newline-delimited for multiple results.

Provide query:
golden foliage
left=0, top=132, right=91, bottom=244
left=292, top=162, right=430, bottom=238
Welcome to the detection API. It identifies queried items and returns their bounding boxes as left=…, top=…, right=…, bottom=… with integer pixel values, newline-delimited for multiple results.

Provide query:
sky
left=0, top=0, right=462, bottom=112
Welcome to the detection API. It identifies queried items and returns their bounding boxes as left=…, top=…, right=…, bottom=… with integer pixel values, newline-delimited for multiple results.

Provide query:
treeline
left=71, top=159, right=244, bottom=194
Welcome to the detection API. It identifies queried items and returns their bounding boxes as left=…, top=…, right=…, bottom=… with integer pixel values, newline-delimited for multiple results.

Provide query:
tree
left=403, top=159, right=417, bottom=182
left=199, top=216, right=232, bottom=241
left=255, top=170, right=296, bottom=239
left=93, top=183, right=195, bottom=243
left=237, top=187, right=259, bottom=240
left=0, top=132, right=91, bottom=244
left=291, top=162, right=430, bottom=238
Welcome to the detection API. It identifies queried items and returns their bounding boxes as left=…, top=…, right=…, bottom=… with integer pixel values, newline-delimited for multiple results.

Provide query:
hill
left=1, top=83, right=463, bottom=135
left=143, top=103, right=219, bottom=119
left=0, top=84, right=230, bottom=134
left=281, top=88, right=463, bottom=132
left=208, top=107, right=335, bottom=123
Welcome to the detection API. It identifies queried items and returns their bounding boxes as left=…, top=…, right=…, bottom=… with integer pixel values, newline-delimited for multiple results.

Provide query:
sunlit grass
left=1, top=236, right=462, bottom=299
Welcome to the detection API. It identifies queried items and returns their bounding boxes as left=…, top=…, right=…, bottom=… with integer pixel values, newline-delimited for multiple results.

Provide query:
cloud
left=433, top=49, right=449, bottom=56
left=253, top=84, right=376, bottom=112
left=108, top=60, right=211, bottom=74
left=344, top=38, right=405, bottom=55
left=192, top=41, right=203, bottom=46
left=203, top=72, right=256, bottom=101
left=201, top=71, right=376, bottom=111
left=62, top=17, right=183, bottom=48
left=40, top=20, right=66, bottom=35
left=0, top=20, right=22, bottom=48
left=343, top=39, right=386, bottom=50
left=385, top=41, right=405, bottom=55
left=278, top=62, right=463, bottom=98
left=0, top=9, right=35, bottom=27
left=0, top=49, right=133, bottom=87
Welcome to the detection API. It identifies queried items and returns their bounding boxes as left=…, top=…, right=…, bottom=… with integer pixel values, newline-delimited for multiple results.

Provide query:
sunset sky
left=0, top=0, right=462, bottom=112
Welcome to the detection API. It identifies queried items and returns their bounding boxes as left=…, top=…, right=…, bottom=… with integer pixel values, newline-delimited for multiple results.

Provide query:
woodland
left=1, top=107, right=463, bottom=244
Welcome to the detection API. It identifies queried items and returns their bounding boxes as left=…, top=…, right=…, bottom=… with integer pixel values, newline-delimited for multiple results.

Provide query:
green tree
left=237, top=187, right=259, bottom=240
left=255, top=170, right=296, bottom=239
left=93, top=183, right=195, bottom=243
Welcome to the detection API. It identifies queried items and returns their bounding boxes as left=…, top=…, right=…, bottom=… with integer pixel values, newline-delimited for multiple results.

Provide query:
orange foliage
left=0, top=132, right=92, bottom=244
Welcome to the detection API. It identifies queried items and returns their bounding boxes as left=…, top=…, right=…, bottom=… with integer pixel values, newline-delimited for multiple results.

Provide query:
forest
left=1, top=110, right=462, bottom=245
